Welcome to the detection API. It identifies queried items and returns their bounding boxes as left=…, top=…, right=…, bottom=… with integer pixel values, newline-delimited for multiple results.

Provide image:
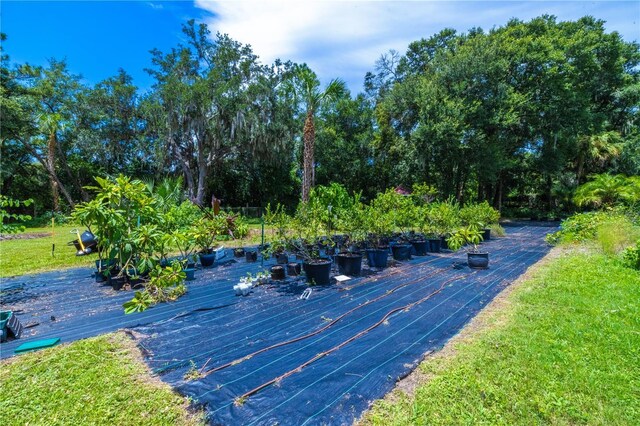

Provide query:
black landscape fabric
left=1, top=224, right=554, bottom=425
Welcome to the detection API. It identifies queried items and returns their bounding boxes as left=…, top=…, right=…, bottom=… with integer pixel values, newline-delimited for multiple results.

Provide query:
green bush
left=545, top=211, right=622, bottom=245
left=596, top=217, right=640, bottom=256
left=622, top=240, right=640, bottom=270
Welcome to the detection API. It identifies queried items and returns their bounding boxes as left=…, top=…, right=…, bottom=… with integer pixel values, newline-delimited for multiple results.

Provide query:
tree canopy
left=1, top=15, right=638, bottom=217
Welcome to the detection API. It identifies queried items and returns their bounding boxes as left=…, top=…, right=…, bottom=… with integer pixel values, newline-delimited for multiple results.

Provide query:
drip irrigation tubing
left=147, top=255, right=447, bottom=358
left=201, top=267, right=445, bottom=378
left=272, top=268, right=510, bottom=426
left=151, top=263, right=448, bottom=374
left=236, top=273, right=466, bottom=404
left=149, top=234, right=536, bottom=375
left=203, top=239, right=537, bottom=411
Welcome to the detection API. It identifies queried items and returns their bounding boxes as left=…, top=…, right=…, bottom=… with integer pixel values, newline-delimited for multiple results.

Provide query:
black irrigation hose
left=235, top=272, right=470, bottom=404
left=201, top=267, right=445, bottom=378
left=150, top=257, right=447, bottom=373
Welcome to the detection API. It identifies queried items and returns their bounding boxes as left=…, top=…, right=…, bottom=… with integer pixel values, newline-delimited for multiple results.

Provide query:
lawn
left=0, top=224, right=269, bottom=278
left=0, top=332, right=203, bottom=425
left=361, top=247, right=640, bottom=425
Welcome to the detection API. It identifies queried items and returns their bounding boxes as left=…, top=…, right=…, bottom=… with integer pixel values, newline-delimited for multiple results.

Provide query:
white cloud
left=194, top=1, right=640, bottom=93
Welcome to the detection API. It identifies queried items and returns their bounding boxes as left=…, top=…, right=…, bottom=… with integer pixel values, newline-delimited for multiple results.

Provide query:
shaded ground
left=0, top=224, right=554, bottom=425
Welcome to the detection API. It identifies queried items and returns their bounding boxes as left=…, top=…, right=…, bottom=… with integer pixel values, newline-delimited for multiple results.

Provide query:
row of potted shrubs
left=72, top=178, right=501, bottom=311
left=259, top=187, right=501, bottom=286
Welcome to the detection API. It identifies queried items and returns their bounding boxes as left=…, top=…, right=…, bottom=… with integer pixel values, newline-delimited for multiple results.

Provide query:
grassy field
left=0, top=332, right=204, bottom=425
left=361, top=247, right=640, bottom=425
left=0, top=225, right=269, bottom=278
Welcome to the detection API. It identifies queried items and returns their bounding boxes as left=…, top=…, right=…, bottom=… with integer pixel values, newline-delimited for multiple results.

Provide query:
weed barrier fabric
left=133, top=225, right=554, bottom=425
left=0, top=224, right=554, bottom=425
left=0, top=251, right=265, bottom=358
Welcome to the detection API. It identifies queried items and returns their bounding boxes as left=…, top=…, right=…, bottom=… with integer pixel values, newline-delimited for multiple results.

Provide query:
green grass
left=0, top=224, right=269, bottom=278
left=362, top=248, right=640, bottom=425
left=0, top=226, right=97, bottom=277
left=0, top=333, right=203, bottom=425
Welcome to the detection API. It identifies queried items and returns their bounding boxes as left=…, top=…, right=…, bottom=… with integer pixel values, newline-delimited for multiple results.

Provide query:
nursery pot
left=366, top=248, right=389, bottom=269
left=108, top=275, right=126, bottom=291
left=234, top=248, right=245, bottom=257
left=271, top=265, right=286, bottom=280
left=467, top=252, right=489, bottom=269
left=440, top=235, right=449, bottom=250
left=391, top=244, right=412, bottom=261
left=410, top=240, right=429, bottom=256
left=428, top=238, right=442, bottom=253
left=276, top=253, right=289, bottom=264
left=95, top=269, right=108, bottom=283
left=245, top=251, right=258, bottom=263
left=199, top=252, right=216, bottom=268
left=303, top=259, right=332, bottom=286
left=287, top=262, right=301, bottom=276
left=184, top=267, right=196, bottom=281
left=336, top=253, right=363, bottom=276
left=482, top=228, right=491, bottom=241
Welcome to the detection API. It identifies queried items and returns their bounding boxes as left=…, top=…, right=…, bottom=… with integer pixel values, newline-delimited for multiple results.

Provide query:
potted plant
left=459, top=201, right=499, bottom=241
left=363, top=196, right=394, bottom=269
left=192, top=214, right=227, bottom=268
left=446, top=226, right=488, bottom=269
left=171, top=230, right=197, bottom=280
left=387, top=191, right=415, bottom=261
left=264, top=203, right=292, bottom=264
left=291, top=202, right=333, bottom=285
left=335, top=199, right=367, bottom=276
left=425, top=200, right=461, bottom=253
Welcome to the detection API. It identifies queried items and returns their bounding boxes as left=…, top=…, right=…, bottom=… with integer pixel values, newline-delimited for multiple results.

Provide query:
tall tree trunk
left=195, top=135, right=208, bottom=206
left=57, top=142, right=89, bottom=201
left=48, top=132, right=60, bottom=211
left=302, top=110, right=315, bottom=202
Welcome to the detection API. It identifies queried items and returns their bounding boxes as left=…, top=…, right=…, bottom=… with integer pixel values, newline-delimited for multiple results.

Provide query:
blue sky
left=2, top=1, right=639, bottom=94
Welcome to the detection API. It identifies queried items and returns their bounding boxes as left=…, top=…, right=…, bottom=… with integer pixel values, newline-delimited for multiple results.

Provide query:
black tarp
left=0, top=224, right=554, bottom=425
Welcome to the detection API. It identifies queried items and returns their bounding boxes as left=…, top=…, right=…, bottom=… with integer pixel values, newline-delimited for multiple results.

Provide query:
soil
left=0, top=232, right=51, bottom=241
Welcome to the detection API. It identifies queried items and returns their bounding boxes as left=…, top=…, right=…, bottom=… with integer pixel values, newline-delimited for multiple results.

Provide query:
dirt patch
left=0, top=232, right=51, bottom=241
left=357, top=245, right=566, bottom=421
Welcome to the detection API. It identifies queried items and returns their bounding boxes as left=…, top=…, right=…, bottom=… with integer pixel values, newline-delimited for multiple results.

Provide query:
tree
left=573, top=173, right=637, bottom=208
left=291, top=64, right=346, bottom=202
left=14, top=60, right=85, bottom=210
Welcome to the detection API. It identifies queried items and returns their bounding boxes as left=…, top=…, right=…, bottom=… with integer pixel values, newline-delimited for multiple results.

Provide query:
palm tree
left=573, top=173, right=635, bottom=208
left=575, top=131, right=623, bottom=184
left=294, top=66, right=346, bottom=202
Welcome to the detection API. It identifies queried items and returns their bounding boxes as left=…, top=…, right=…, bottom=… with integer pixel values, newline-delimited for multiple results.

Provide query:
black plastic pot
left=366, top=248, right=389, bottom=268
left=441, top=235, right=449, bottom=250
left=109, top=275, right=126, bottom=291
left=95, top=270, right=107, bottom=283
left=391, top=244, right=412, bottom=261
left=199, top=252, right=216, bottom=268
left=245, top=251, right=258, bottom=263
left=482, top=228, right=491, bottom=241
left=303, top=259, right=332, bottom=285
left=276, top=253, right=289, bottom=264
left=234, top=248, right=245, bottom=257
left=428, top=238, right=442, bottom=253
left=184, top=267, right=196, bottom=281
left=410, top=240, right=429, bottom=256
left=336, top=253, right=363, bottom=276
left=271, top=265, right=286, bottom=280
left=287, top=262, right=301, bottom=276
left=467, top=252, right=489, bottom=269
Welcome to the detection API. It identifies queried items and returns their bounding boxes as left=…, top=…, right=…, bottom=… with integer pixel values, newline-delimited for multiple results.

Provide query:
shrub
left=0, top=195, right=33, bottom=234
left=545, top=211, right=621, bottom=245
left=596, top=217, right=640, bottom=256
left=622, top=240, right=640, bottom=270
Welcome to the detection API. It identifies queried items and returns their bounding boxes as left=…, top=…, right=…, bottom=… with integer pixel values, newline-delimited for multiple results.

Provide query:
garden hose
left=233, top=272, right=472, bottom=404
left=202, top=267, right=448, bottom=379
